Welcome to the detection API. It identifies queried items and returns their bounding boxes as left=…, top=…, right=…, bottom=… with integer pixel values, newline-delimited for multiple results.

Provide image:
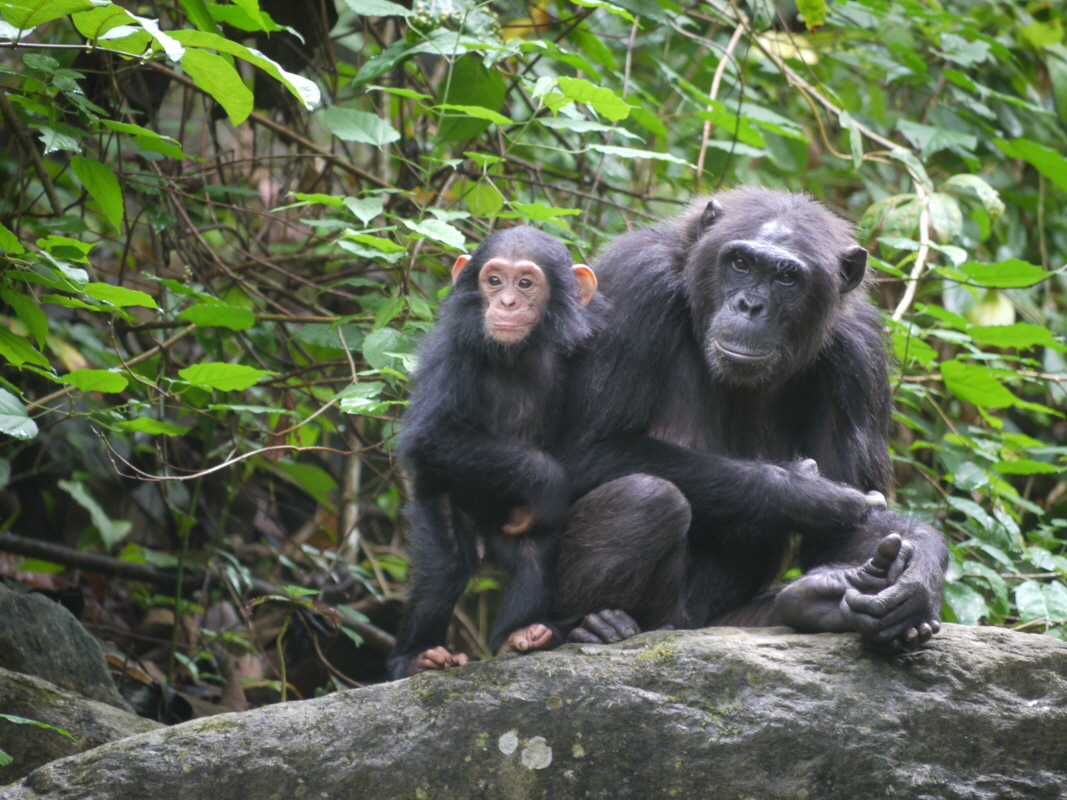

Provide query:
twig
left=696, top=22, right=746, bottom=188
left=0, top=86, right=63, bottom=216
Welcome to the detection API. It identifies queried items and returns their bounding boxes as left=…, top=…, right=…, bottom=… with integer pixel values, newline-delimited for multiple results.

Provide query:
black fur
left=557, top=188, right=947, bottom=640
left=389, top=226, right=603, bottom=679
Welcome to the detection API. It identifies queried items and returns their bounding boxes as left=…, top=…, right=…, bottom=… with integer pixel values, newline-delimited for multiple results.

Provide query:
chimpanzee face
left=685, top=201, right=866, bottom=388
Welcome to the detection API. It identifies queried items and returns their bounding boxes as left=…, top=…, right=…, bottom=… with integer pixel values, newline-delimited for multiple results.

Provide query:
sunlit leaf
left=181, top=49, right=252, bottom=125
left=178, top=302, right=256, bottom=330
left=83, top=283, right=158, bottom=309
left=558, top=77, right=629, bottom=122
left=0, top=388, right=36, bottom=439
left=956, top=259, right=1047, bottom=288
left=71, top=156, right=124, bottom=230
left=0, top=0, right=95, bottom=29
left=179, top=362, right=275, bottom=390
left=118, top=418, right=192, bottom=436
left=61, top=368, right=128, bottom=393
left=0, top=327, right=48, bottom=367
left=323, top=106, right=401, bottom=146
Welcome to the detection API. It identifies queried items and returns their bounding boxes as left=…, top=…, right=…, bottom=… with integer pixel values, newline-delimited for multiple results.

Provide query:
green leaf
left=362, top=327, right=409, bottom=372
left=464, top=182, right=504, bottom=216
left=178, top=302, right=256, bottom=330
left=0, top=220, right=24, bottom=254
left=341, top=0, right=412, bottom=16
left=968, top=323, right=1065, bottom=352
left=37, top=235, right=94, bottom=262
left=956, top=259, right=1047, bottom=288
left=941, top=174, right=1004, bottom=218
left=373, top=296, right=404, bottom=330
left=937, top=33, right=990, bottom=67
left=178, top=0, right=223, bottom=33
left=943, top=581, right=987, bottom=625
left=511, top=202, right=581, bottom=220
left=181, top=49, right=252, bottom=126
left=571, top=0, right=633, bottom=22
left=994, top=138, right=1067, bottom=193
left=118, top=418, right=192, bottom=436
left=1, top=288, right=47, bottom=348
left=0, top=327, right=48, bottom=367
left=179, top=362, right=274, bottom=391
left=0, top=388, right=37, bottom=439
left=0, top=714, right=74, bottom=739
left=343, top=196, right=384, bottom=225
left=437, top=56, right=506, bottom=142
left=101, top=121, right=185, bottom=159
left=557, top=77, right=629, bottom=122
left=58, top=479, right=131, bottom=548
left=0, top=0, right=95, bottom=29
left=61, top=368, right=129, bottom=393
left=795, top=0, right=826, bottom=29
left=70, top=156, right=124, bottom=230
left=170, top=29, right=320, bottom=109
left=341, top=232, right=406, bottom=254
left=994, top=459, right=1063, bottom=476
left=838, top=111, right=863, bottom=170
left=83, top=283, right=158, bottom=309
left=940, top=360, right=1018, bottom=409
left=1015, top=580, right=1053, bottom=623
left=337, top=381, right=389, bottom=414
left=926, top=193, right=962, bottom=239
left=897, top=120, right=976, bottom=158
left=400, top=218, right=466, bottom=250
left=433, top=103, right=511, bottom=127
left=588, top=144, right=691, bottom=166
left=322, top=106, right=400, bottom=146
left=229, top=0, right=266, bottom=29
left=71, top=4, right=134, bottom=38
left=275, top=462, right=337, bottom=509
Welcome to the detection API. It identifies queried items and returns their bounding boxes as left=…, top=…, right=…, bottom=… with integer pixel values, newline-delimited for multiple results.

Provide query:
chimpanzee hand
left=776, top=533, right=898, bottom=632
left=841, top=534, right=943, bottom=651
left=518, top=451, right=569, bottom=533
left=567, top=609, right=640, bottom=644
left=782, top=459, right=887, bottom=535
left=409, top=647, right=470, bottom=676
left=503, top=506, right=537, bottom=536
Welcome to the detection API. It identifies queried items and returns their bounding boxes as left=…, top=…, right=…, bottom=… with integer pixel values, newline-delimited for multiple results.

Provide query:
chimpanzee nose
left=733, top=293, right=765, bottom=320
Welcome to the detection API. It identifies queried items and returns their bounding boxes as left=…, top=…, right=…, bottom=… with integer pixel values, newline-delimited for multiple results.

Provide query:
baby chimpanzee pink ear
left=451, top=254, right=472, bottom=285
left=573, top=264, right=597, bottom=305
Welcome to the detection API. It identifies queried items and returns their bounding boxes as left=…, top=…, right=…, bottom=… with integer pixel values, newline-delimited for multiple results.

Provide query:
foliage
left=0, top=0, right=1065, bottom=684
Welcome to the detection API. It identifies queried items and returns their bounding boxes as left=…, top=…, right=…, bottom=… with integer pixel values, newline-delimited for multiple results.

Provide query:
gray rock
left=0, top=668, right=162, bottom=784
left=2, top=624, right=1065, bottom=799
left=0, top=585, right=130, bottom=711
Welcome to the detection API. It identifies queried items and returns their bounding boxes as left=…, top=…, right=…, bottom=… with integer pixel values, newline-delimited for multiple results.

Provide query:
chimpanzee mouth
left=714, top=342, right=771, bottom=364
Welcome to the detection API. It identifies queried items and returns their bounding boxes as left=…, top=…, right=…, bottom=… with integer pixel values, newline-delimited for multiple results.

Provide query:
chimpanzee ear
left=573, top=264, right=597, bottom=305
left=451, top=254, right=472, bottom=285
left=698, top=199, right=725, bottom=235
left=839, top=246, right=867, bottom=294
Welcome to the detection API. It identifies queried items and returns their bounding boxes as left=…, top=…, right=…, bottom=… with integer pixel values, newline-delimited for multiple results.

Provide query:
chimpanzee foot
left=497, top=623, right=554, bottom=655
left=567, top=609, right=640, bottom=644
left=409, top=646, right=470, bottom=676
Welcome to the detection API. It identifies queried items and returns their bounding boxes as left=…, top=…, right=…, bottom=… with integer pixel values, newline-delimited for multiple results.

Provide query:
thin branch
left=696, top=22, right=746, bottom=188
left=0, top=86, right=63, bottom=216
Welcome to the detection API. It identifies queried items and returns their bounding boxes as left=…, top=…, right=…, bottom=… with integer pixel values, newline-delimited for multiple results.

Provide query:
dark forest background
left=0, top=0, right=1065, bottom=707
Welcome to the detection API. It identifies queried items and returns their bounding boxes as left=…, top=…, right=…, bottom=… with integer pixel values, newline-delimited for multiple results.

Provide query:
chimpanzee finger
left=599, top=609, right=640, bottom=639
left=864, top=491, right=887, bottom=511
left=796, top=458, right=819, bottom=478
left=568, top=626, right=604, bottom=644
left=885, top=540, right=914, bottom=585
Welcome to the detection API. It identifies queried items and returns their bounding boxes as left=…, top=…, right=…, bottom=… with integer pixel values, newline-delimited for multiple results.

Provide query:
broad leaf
left=71, top=156, right=124, bottom=230
left=322, top=106, right=400, bottom=146
left=61, top=369, right=129, bottom=393
left=178, top=302, right=256, bottom=330
left=181, top=49, right=252, bottom=125
left=0, top=388, right=36, bottom=439
left=179, top=362, right=274, bottom=390
left=83, top=283, right=158, bottom=309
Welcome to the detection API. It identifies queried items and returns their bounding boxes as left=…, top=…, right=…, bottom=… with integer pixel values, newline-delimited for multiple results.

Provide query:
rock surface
left=0, top=584, right=130, bottom=711
left=0, top=668, right=162, bottom=784
left=2, top=624, right=1065, bottom=799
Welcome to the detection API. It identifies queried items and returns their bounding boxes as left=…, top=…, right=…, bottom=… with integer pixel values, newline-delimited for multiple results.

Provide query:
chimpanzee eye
left=777, top=271, right=797, bottom=286
left=487, top=275, right=502, bottom=286
left=518, top=277, right=533, bottom=289
left=731, top=257, right=748, bottom=273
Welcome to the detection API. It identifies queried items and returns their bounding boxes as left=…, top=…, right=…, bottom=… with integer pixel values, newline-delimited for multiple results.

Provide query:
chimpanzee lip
left=715, top=342, right=770, bottom=363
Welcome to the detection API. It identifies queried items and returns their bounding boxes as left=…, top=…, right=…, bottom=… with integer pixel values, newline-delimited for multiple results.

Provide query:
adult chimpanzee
left=553, top=188, right=947, bottom=651
left=387, top=226, right=600, bottom=679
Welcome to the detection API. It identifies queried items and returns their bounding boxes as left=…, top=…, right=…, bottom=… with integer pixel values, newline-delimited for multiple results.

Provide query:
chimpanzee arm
left=406, top=423, right=569, bottom=531
left=387, top=498, right=478, bottom=679
left=566, top=434, right=873, bottom=539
